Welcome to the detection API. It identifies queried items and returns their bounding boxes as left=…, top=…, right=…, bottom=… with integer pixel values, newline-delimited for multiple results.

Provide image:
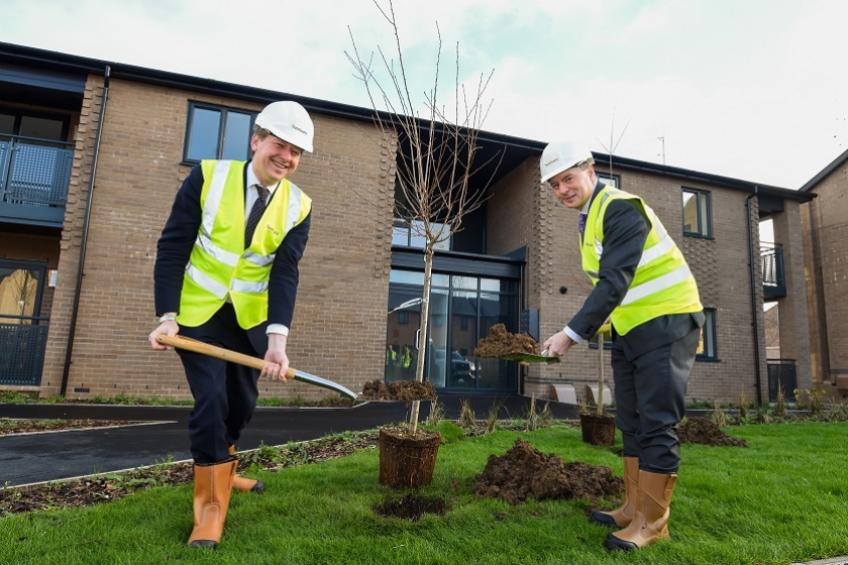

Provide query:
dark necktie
left=578, top=212, right=587, bottom=236
left=245, top=185, right=270, bottom=248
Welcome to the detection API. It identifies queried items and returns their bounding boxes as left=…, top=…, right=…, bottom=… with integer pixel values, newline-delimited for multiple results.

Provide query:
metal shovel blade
left=291, top=369, right=358, bottom=400
left=499, top=352, right=560, bottom=364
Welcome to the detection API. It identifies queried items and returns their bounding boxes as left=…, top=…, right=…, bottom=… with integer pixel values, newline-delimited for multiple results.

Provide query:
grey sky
left=1, top=0, right=845, bottom=188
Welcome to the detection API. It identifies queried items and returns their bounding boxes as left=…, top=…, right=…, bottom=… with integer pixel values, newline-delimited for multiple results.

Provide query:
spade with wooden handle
left=156, top=334, right=358, bottom=400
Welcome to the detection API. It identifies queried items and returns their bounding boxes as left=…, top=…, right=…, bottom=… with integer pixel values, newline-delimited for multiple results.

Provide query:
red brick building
left=0, top=42, right=813, bottom=405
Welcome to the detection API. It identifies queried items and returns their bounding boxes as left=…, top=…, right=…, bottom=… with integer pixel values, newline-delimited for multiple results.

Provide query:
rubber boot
left=605, top=470, right=677, bottom=551
left=187, top=459, right=237, bottom=548
left=590, top=456, right=638, bottom=527
left=228, top=445, right=265, bottom=494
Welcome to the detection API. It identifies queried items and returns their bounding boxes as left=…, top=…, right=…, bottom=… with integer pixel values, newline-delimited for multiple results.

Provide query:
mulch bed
left=360, top=379, right=436, bottom=401
left=679, top=417, right=748, bottom=447
left=0, top=419, right=138, bottom=436
left=475, top=438, right=623, bottom=504
left=474, top=324, right=539, bottom=358
left=0, top=432, right=378, bottom=516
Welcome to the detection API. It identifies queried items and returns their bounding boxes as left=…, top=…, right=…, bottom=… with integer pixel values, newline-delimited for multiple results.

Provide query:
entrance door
left=385, top=269, right=517, bottom=392
left=0, top=260, right=48, bottom=385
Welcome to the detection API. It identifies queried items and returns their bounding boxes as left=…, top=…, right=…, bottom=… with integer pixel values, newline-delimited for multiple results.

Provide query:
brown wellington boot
left=187, top=459, right=237, bottom=548
left=591, top=456, right=638, bottom=527
left=604, top=470, right=677, bottom=551
left=228, top=445, right=265, bottom=494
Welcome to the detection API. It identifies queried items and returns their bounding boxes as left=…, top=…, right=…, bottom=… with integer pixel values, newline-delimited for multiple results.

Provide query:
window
left=183, top=103, right=255, bottom=163
left=391, top=218, right=451, bottom=250
left=682, top=188, right=712, bottom=237
left=697, top=308, right=717, bottom=360
left=597, top=173, right=620, bottom=188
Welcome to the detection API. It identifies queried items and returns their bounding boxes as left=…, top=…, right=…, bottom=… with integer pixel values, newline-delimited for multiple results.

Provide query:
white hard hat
left=540, top=141, right=593, bottom=183
left=255, top=101, right=314, bottom=153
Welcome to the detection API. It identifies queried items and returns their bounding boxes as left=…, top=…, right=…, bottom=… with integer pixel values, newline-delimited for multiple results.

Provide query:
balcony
left=761, top=242, right=786, bottom=299
left=0, top=134, right=73, bottom=228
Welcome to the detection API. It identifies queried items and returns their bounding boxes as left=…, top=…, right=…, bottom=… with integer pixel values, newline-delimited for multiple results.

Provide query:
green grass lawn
left=1, top=421, right=846, bottom=564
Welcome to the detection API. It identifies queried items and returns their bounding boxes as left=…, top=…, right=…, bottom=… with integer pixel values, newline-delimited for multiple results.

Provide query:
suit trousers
left=611, top=313, right=702, bottom=473
left=177, top=303, right=263, bottom=464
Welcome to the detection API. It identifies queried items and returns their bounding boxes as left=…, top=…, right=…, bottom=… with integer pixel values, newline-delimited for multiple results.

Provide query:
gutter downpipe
left=60, top=65, right=110, bottom=396
left=745, top=186, right=763, bottom=407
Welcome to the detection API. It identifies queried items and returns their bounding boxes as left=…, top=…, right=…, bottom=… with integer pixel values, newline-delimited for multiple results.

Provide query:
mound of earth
left=474, top=324, right=539, bottom=358
left=679, top=417, right=748, bottom=447
left=475, top=438, right=623, bottom=504
left=360, top=379, right=436, bottom=401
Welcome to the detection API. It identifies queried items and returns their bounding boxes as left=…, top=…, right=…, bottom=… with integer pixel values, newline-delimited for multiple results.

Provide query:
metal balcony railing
left=0, top=315, right=49, bottom=386
left=0, top=134, right=74, bottom=226
left=761, top=242, right=786, bottom=299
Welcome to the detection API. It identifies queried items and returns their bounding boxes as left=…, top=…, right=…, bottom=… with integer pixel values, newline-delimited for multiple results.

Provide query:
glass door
left=0, top=260, right=48, bottom=386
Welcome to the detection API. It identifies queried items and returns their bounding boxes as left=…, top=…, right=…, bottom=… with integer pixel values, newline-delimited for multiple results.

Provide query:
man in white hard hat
left=539, top=141, right=703, bottom=552
left=148, top=100, right=314, bottom=548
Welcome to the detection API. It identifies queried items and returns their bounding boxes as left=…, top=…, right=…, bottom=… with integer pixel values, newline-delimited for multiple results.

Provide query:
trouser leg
left=611, top=344, right=640, bottom=458
left=179, top=349, right=231, bottom=465
left=632, top=325, right=700, bottom=473
left=224, top=361, right=260, bottom=446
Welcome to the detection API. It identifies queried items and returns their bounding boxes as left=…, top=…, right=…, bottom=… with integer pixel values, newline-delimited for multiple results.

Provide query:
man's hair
left=576, top=157, right=596, bottom=168
left=253, top=124, right=271, bottom=139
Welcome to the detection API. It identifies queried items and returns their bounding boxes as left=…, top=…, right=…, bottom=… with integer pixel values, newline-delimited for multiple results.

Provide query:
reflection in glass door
left=385, top=269, right=518, bottom=392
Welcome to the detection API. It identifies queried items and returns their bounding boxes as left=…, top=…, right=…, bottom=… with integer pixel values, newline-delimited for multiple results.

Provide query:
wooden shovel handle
left=157, top=334, right=296, bottom=379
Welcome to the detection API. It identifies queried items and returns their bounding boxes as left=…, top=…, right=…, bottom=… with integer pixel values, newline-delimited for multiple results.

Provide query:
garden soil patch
left=473, top=324, right=539, bottom=358
left=0, top=419, right=138, bottom=436
left=0, top=433, right=377, bottom=516
left=360, top=379, right=436, bottom=401
left=374, top=493, right=448, bottom=521
left=475, top=439, right=623, bottom=504
left=679, top=417, right=748, bottom=447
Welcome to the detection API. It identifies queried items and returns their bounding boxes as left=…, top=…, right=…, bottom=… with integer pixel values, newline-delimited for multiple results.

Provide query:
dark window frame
left=682, top=187, right=713, bottom=238
left=596, top=172, right=621, bottom=188
left=182, top=101, right=256, bottom=165
left=0, top=107, right=70, bottom=142
left=696, top=308, right=718, bottom=361
left=0, top=258, right=48, bottom=321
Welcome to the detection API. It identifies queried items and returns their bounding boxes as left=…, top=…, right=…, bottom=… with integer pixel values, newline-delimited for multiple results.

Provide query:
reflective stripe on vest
left=177, top=160, right=312, bottom=329
left=581, top=185, right=701, bottom=335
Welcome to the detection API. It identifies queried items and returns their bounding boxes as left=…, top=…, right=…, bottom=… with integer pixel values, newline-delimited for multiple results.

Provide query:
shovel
left=156, top=334, right=358, bottom=400
left=498, top=349, right=560, bottom=364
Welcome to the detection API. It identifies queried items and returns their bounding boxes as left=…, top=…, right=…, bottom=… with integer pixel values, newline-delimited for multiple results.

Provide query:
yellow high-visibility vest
left=177, top=160, right=312, bottom=329
left=581, top=185, right=702, bottom=335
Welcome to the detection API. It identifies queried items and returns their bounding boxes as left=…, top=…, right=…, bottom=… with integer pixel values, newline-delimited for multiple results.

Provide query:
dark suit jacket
left=153, top=162, right=310, bottom=351
left=567, top=181, right=703, bottom=358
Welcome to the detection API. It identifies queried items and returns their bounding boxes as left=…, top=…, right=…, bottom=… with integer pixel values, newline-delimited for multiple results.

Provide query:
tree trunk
left=409, top=244, right=435, bottom=434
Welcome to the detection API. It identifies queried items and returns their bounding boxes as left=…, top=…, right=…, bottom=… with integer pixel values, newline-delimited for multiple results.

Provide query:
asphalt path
left=0, top=395, right=574, bottom=486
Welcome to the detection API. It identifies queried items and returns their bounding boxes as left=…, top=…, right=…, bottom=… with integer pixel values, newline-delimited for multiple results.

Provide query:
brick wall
left=803, top=160, right=848, bottom=386
left=40, top=77, right=395, bottom=399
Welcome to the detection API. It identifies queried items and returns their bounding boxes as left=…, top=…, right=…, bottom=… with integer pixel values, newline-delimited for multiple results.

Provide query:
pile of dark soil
left=0, top=432, right=377, bottom=515
left=0, top=419, right=137, bottom=436
left=679, top=417, right=748, bottom=447
left=474, top=324, right=539, bottom=358
left=374, top=493, right=448, bottom=521
left=475, top=439, right=623, bottom=504
left=360, top=379, right=436, bottom=401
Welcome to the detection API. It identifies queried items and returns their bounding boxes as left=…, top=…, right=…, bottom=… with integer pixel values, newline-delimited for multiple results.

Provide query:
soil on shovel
left=475, top=439, right=623, bottom=505
left=360, top=379, right=436, bottom=401
left=679, top=417, right=748, bottom=447
left=374, top=493, right=448, bottom=521
left=473, top=323, right=539, bottom=358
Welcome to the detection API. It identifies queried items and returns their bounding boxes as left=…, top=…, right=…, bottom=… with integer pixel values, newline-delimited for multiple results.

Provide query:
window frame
left=681, top=187, right=713, bottom=239
left=696, top=308, right=718, bottom=362
left=182, top=101, right=256, bottom=165
left=597, top=172, right=621, bottom=188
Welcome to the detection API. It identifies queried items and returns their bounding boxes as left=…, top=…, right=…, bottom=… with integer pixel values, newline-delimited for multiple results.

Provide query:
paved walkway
left=1, top=395, right=573, bottom=487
